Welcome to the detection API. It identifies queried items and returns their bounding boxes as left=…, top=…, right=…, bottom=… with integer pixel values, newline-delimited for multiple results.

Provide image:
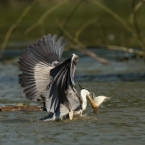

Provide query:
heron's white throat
left=80, top=89, right=90, bottom=111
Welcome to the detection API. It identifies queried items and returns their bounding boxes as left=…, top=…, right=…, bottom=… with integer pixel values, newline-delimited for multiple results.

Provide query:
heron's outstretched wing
left=18, top=34, right=67, bottom=101
left=44, top=54, right=81, bottom=113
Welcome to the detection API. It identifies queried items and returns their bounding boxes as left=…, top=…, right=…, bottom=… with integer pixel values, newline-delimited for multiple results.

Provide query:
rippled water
left=1, top=81, right=145, bottom=145
left=0, top=52, right=145, bottom=145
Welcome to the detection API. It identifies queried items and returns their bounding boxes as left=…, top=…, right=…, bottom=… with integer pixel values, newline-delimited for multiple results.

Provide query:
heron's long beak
left=87, top=95, right=98, bottom=114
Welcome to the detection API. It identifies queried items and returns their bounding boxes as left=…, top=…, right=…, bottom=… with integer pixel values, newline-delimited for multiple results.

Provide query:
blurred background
left=0, top=1, right=145, bottom=145
left=0, top=0, right=145, bottom=61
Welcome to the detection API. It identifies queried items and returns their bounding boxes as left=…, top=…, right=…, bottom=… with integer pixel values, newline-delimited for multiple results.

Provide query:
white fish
left=88, top=93, right=109, bottom=114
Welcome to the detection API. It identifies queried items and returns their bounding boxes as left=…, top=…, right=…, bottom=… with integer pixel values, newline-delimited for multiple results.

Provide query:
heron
left=18, top=34, right=108, bottom=121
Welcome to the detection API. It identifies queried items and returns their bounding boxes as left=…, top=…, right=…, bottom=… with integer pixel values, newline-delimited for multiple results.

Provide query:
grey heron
left=18, top=34, right=108, bottom=121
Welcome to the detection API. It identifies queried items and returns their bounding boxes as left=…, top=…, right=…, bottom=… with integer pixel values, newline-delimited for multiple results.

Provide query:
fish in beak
left=87, top=95, right=98, bottom=114
left=87, top=93, right=109, bottom=114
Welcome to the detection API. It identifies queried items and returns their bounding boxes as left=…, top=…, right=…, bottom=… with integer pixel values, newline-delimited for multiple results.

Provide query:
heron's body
left=18, top=34, right=108, bottom=121
left=18, top=34, right=84, bottom=121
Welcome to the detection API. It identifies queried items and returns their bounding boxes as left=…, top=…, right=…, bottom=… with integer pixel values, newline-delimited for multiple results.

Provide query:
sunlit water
left=0, top=52, right=145, bottom=145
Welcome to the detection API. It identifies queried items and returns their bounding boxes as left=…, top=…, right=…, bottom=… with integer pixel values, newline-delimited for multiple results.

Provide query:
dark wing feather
left=44, top=54, right=81, bottom=113
left=18, top=34, right=67, bottom=101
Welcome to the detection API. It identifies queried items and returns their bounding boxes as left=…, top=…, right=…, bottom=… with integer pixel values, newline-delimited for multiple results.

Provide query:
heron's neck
left=81, top=93, right=88, bottom=111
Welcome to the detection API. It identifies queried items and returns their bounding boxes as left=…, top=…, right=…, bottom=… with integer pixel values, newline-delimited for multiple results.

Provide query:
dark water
left=0, top=51, right=145, bottom=145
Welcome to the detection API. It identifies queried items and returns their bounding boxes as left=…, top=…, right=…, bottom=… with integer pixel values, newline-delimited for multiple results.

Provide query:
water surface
left=0, top=52, right=145, bottom=145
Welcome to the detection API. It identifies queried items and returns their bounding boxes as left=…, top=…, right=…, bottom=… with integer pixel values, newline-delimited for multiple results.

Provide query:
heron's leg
left=69, top=110, right=74, bottom=120
left=79, top=110, right=83, bottom=116
left=42, top=102, right=47, bottom=111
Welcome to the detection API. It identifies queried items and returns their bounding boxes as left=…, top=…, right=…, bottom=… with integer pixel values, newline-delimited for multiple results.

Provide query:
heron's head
left=80, top=87, right=98, bottom=112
